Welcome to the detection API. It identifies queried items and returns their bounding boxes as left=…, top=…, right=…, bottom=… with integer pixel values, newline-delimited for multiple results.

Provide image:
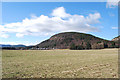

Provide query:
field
left=2, top=49, right=118, bottom=78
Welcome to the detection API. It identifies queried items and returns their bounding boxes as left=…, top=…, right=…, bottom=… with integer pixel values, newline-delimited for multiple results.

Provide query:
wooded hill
left=34, top=32, right=119, bottom=50
left=112, top=36, right=120, bottom=42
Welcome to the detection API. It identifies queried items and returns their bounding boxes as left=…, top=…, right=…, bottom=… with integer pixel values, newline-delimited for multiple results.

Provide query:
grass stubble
left=2, top=48, right=118, bottom=78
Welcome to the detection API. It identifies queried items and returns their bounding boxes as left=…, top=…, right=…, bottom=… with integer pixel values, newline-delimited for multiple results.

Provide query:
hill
left=34, top=32, right=118, bottom=50
left=112, top=36, right=120, bottom=42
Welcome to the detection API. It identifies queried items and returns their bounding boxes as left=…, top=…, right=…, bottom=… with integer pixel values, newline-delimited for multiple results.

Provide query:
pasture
left=2, top=49, right=118, bottom=78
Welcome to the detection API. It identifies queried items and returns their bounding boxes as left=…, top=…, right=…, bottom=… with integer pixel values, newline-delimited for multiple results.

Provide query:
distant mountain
left=35, top=32, right=118, bottom=50
left=0, top=44, right=35, bottom=50
left=112, top=36, right=120, bottom=42
left=12, top=45, right=26, bottom=47
left=0, top=44, right=11, bottom=47
left=0, top=44, right=26, bottom=48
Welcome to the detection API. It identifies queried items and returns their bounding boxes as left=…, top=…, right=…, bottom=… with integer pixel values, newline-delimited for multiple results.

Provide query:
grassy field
left=2, top=48, right=118, bottom=78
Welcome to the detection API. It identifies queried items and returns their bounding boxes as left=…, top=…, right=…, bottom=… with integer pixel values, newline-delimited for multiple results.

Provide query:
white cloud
left=0, top=7, right=101, bottom=38
left=0, top=32, right=9, bottom=38
left=0, top=25, right=9, bottom=38
left=106, top=0, right=119, bottom=8
left=112, top=27, right=118, bottom=29
left=51, top=7, right=71, bottom=18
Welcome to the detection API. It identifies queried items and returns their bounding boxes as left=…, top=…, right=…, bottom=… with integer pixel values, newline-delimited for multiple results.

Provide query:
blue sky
left=0, top=2, right=118, bottom=45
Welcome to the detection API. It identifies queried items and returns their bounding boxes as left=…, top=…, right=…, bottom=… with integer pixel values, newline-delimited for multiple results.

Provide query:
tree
left=54, top=43, right=56, bottom=46
left=104, top=43, right=108, bottom=48
left=86, top=42, right=91, bottom=49
left=76, top=45, right=84, bottom=50
left=70, top=43, right=76, bottom=50
left=36, top=46, right=39, bottom=48
left=111, top=42, right=115, bottom=48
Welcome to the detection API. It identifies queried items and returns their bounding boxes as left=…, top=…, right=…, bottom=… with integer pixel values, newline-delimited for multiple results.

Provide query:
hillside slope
left=35, top=32, right=118, bottom=50
left=112, top=36, right=120, bottom=42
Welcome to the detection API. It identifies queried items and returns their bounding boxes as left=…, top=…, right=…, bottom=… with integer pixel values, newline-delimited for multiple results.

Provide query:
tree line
left=70, top=42, right=119, bottom=50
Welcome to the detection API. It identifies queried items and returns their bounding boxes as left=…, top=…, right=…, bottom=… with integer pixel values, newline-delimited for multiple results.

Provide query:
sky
left=0, top=2, right=118, bottom=46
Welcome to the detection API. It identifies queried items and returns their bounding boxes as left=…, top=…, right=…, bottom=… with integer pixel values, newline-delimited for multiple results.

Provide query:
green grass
left=2, top=48, right=118, bottom=78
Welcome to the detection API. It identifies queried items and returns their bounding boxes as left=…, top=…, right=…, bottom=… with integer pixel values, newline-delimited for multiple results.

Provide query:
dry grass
left=2, top=48, right=118, bottom=78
